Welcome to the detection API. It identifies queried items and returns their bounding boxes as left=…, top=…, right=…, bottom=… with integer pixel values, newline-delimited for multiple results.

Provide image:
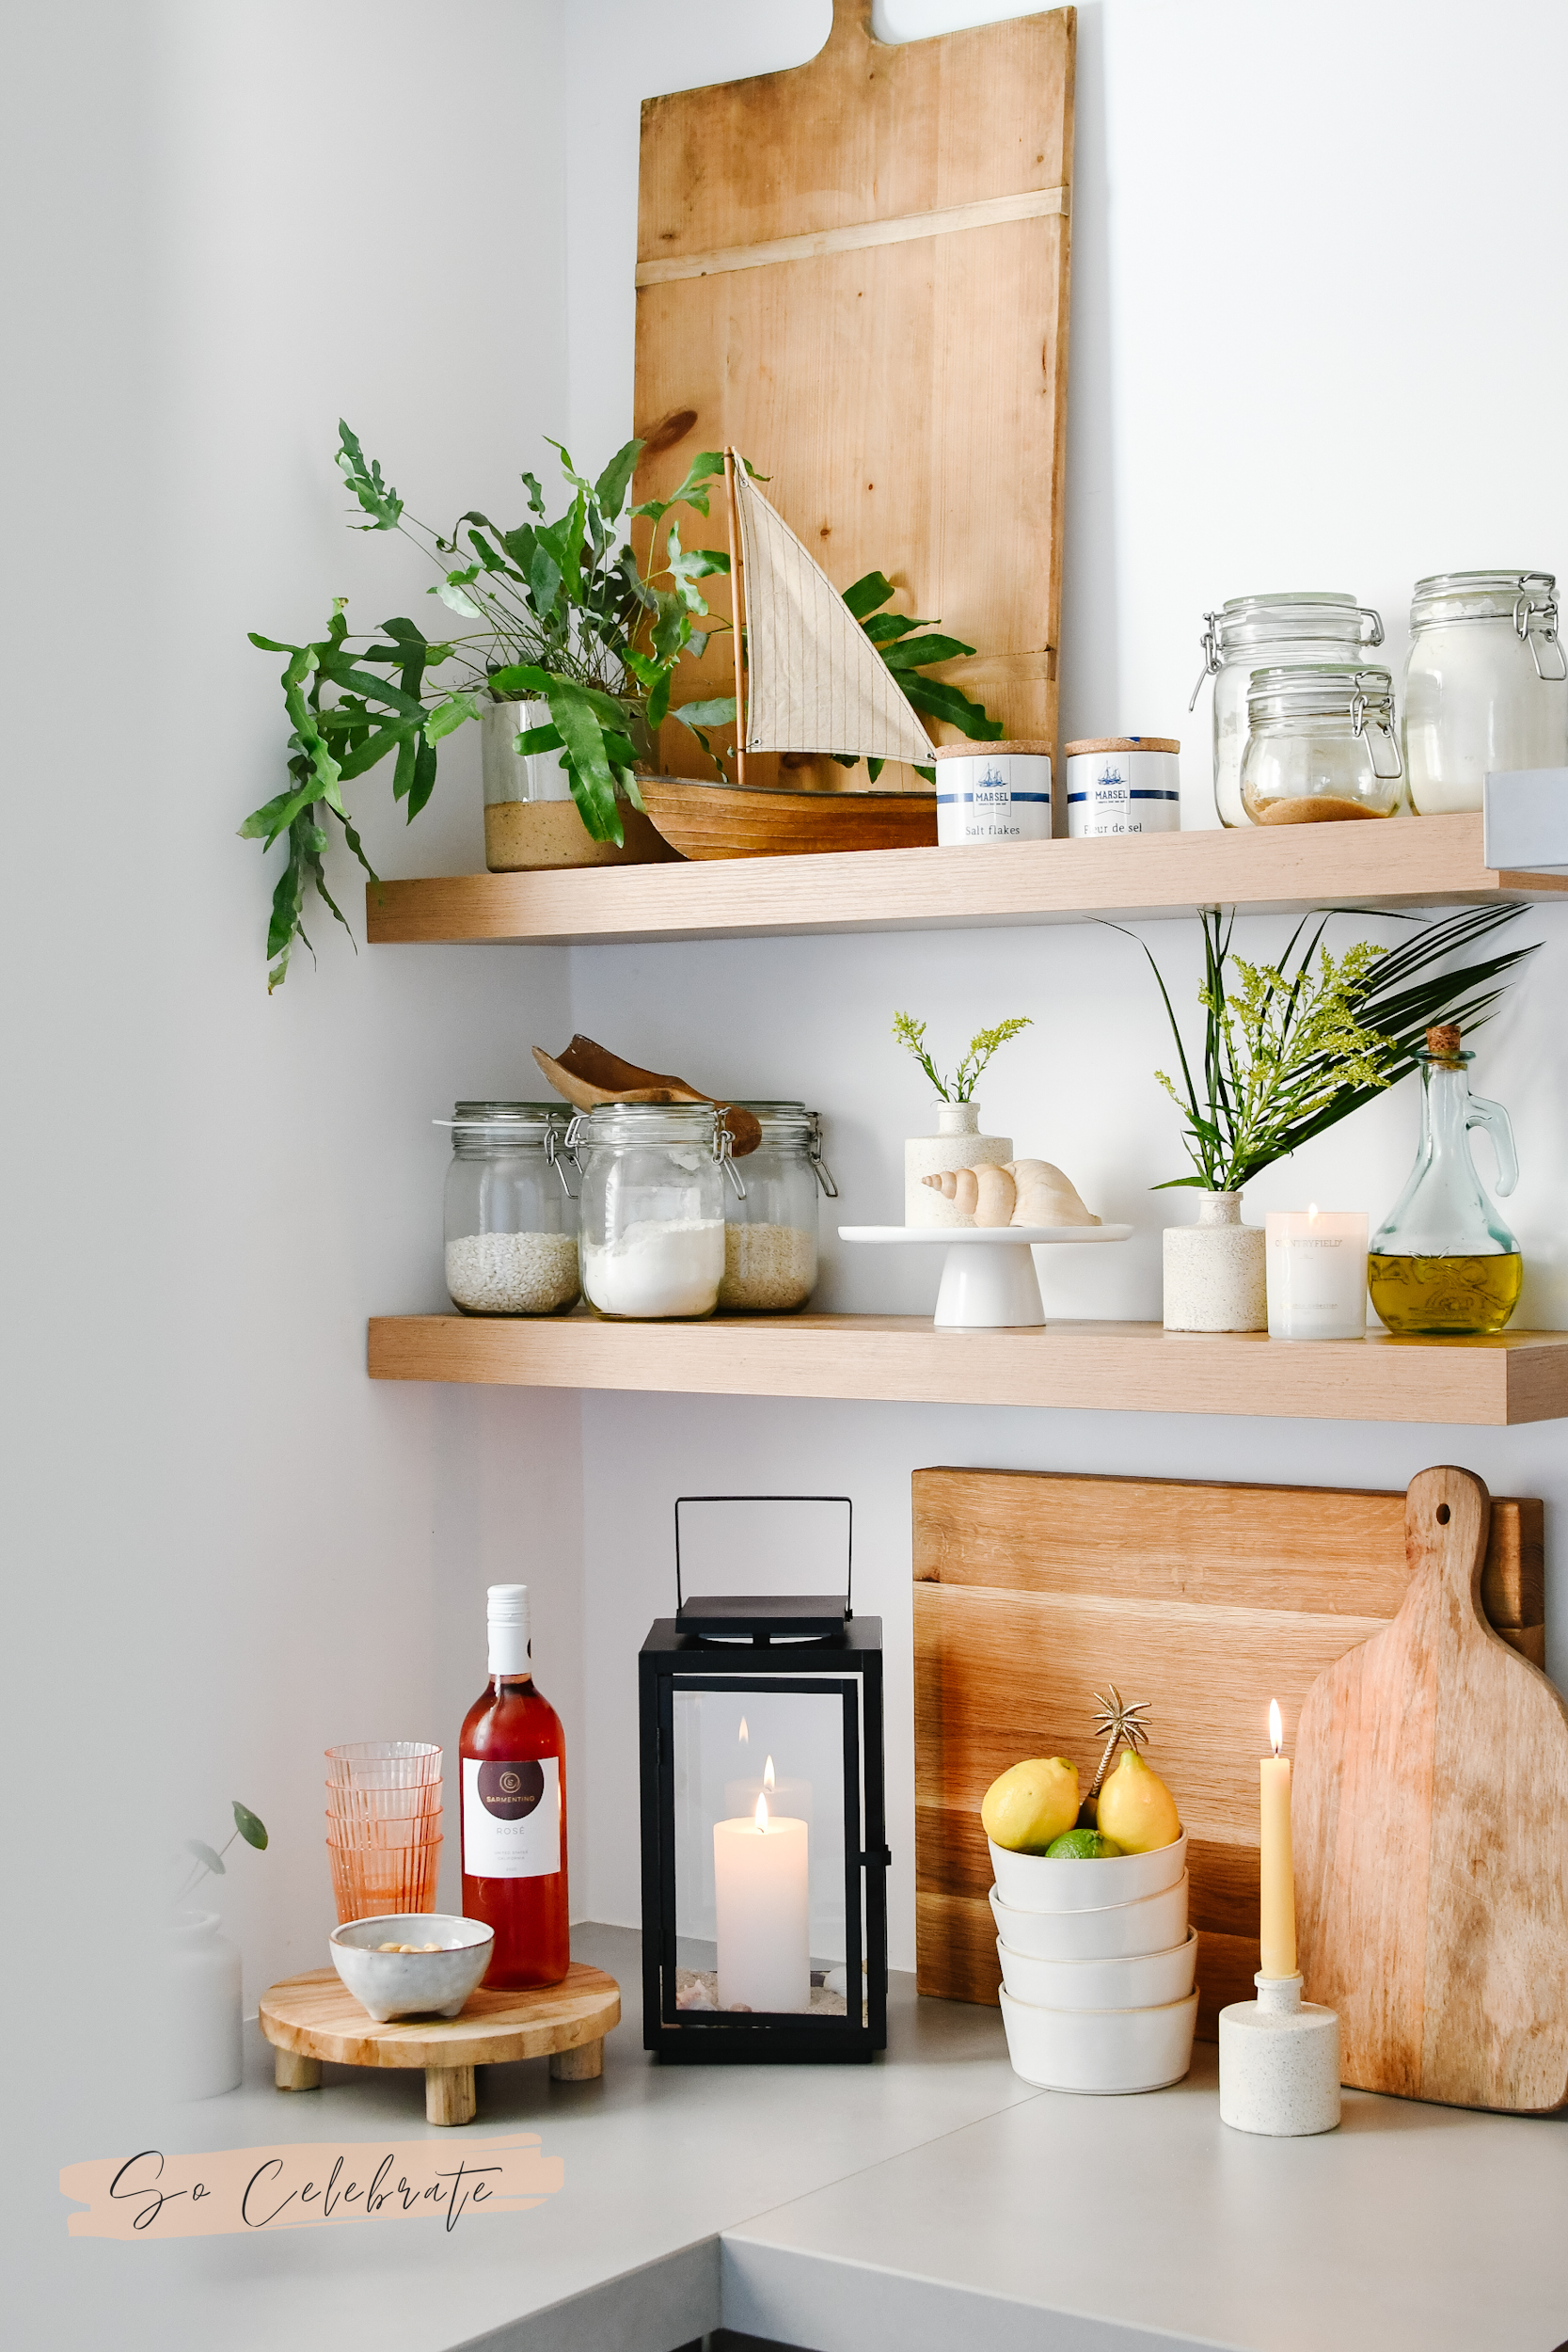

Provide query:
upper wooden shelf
left=364, top=813, right=1567, bottom=949
left=367, top=1312, right=1568, bottom=1426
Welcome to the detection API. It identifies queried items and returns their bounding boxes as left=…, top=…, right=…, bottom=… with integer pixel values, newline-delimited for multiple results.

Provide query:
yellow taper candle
left=1259, top=1697, right=1297, bottom=1979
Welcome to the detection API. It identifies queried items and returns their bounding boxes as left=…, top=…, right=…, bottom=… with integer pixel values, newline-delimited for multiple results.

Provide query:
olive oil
left=1367, top=1251, right=1523, bottom=1336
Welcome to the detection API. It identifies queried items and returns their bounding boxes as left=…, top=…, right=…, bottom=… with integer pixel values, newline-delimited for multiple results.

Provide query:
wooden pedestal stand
left=259, top=1962, right=620, bottom=2127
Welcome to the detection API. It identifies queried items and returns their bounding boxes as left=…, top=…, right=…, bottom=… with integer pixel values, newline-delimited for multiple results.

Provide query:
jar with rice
left=571, top=1103, right=736, bottom=1320
left=719, top=1104, right=836, bottom=1312
left=441, top=1103, right=579, bottom=1315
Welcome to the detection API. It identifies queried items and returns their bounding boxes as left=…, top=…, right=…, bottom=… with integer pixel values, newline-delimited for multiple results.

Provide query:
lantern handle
left=673, top=1494, right=854, bottom=1618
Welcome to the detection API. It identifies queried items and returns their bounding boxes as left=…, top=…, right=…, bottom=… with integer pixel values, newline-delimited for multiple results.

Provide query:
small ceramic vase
left=905, top=1102, right=1013, bottom=1227
left=1163, top=1190, right=1266, bottom=1330
left=167, top=1907, right=244, bottom=2099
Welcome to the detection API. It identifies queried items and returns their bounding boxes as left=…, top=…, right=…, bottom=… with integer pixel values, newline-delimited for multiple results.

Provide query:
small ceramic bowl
left=988, top=1830, right=1187, bottom=1915
left=329, top=1914, right=493, bottom=2022
left=990, top=1874, right=1188, bottom=1962
left=996, top=1929, right=1197, bottom=2012
left=998, top=1983, right=1198, bottom=2094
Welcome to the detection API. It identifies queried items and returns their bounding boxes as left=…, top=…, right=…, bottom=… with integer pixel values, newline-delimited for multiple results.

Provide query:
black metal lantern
left=639, top=1496, right=889, bottom=2063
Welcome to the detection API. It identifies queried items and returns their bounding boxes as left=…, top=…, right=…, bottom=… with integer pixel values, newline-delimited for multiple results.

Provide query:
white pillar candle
left=1265, top=1207, right=1368, bottom=1340
left=714, top=1797, right=810, bottom=2012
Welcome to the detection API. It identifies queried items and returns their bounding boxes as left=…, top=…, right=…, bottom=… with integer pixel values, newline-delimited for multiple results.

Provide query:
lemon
left=1044, top=1828, right=1124, bottom=1859
left=1096, top=1750, right=1180, bottom=1853
left=981, top=1756, right=1080, bottom=1852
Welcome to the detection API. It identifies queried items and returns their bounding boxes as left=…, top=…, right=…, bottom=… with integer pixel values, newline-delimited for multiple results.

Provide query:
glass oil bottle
left=1368, top=1025, right=1522, bottom=1335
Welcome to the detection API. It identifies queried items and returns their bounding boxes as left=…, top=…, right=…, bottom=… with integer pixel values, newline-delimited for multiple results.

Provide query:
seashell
left=972, top=1165, right=1017, bottom=1227
left=1006, top=1159, right=1101, bottom=1229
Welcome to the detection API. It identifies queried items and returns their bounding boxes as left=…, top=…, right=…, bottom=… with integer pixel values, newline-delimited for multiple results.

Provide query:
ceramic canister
left=932, top=741, right=1053, bottom=845
left=1064, top=738, right=1181, bottom=836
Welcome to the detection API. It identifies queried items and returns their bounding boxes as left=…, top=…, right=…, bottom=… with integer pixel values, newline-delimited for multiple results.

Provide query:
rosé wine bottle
left=460, top=1584, right=569, bottom=1988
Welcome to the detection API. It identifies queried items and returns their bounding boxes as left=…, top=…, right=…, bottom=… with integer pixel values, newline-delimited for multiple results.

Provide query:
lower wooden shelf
left=367, top=1312, right=1568, bottom=1425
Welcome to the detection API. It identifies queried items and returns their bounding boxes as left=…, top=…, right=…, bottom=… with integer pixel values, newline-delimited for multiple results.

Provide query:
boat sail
left=725, top=451, right=933, bottom=772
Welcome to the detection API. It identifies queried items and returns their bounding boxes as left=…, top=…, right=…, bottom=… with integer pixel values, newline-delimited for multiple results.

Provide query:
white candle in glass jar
left=714, top=1795, right=810, bottom=2012
left=1265, top=1208, right=1369, bottom=1340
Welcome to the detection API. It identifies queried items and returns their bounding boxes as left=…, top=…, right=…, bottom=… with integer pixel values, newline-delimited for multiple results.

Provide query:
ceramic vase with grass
left=1163, top=1191, right=1266, bottom=1331
left=905, top=1102, right=1013, bottom=1227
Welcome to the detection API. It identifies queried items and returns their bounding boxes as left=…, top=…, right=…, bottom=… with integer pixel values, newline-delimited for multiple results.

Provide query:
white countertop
left=42, top=1924, right=1568, bottom=2352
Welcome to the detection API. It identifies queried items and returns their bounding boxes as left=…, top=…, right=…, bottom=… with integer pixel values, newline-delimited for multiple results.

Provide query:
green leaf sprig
left=1128, top=903, right=1537, bottom=1193
left=175, top=1801, right=269, bottom=1908
left=893, top=1009, right=1033, bottom=1103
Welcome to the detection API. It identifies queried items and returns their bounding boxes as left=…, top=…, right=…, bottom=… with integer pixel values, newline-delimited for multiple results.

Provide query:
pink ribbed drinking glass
left=325, top=1741, right=443, bottom=1924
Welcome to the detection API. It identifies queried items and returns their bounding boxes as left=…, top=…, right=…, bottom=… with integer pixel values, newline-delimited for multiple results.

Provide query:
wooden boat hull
left=638, top=776, right=937, bottom=860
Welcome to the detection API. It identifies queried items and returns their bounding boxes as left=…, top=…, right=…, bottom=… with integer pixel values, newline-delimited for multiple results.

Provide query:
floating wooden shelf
left=364, top=812, right=1567, bottom=949
left=367, top=1313, right=1568, bottom=1425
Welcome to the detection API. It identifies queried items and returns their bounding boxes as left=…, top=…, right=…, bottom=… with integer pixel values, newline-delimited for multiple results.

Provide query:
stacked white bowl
left=990, top=1831, right=1197, bottom=2093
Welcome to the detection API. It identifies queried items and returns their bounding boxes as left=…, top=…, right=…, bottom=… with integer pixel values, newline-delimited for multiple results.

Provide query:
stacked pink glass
left=325, top=1740, right=443, bottom=1924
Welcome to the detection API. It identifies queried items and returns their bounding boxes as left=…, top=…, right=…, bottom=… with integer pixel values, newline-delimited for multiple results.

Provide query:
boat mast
left=722, top=446, right=747, bottom=787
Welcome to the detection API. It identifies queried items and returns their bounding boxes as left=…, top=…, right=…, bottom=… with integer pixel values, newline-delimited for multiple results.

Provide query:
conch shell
left=921, top=1159, right=1101, bottom=1230
left=1006, top=1159, right=1101, bottom=1227
left=921, top=1165, right=1016, bottom=1226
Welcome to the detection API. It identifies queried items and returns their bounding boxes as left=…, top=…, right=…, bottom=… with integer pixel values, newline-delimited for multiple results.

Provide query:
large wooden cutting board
left=912, top=1467, right=1544, bottom=2041
left=633, top=2, right=1074, bottom=793
left=1295, top=1465, right=1568, bottom=2113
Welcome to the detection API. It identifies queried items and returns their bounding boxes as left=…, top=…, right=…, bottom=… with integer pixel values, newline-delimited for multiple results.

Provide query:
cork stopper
left=1426, top=1024, right=1463, bottom=1061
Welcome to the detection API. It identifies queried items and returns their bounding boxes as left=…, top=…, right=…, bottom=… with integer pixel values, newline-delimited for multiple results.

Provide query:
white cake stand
left=838, top=1225, right=1133, bottom=1329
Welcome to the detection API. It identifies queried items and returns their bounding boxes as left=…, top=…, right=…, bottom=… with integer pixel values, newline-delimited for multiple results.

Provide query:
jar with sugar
left=1239, top=666, right=1403, bottom=824
left=572, top=1103, right=735, bottom=1320
left=1191, top=594, right=1385, bottom=826
left=718, top=1104, right=837, bottom=1313
left=1403, top=571, right=1568, bottom=814
left=441, top=1103, right=580, bottom=1316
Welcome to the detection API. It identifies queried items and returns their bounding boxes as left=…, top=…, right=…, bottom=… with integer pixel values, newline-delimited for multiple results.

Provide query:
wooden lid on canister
left=1064, top=737, right=1180, bottom=755
left=930, top=739, right=1054, bottom=758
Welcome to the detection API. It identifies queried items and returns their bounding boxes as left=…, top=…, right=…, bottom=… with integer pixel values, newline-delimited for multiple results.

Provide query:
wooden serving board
left=912, top=1467, right=1544, bottom=2040
left=259, top=1963, right=620, bottom=2127
left=633, top=2, right=1074, bottom=793
left=1296, top=1467, right=1568, bottom=2113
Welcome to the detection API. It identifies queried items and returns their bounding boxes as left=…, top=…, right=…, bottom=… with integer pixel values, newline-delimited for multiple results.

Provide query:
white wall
left=560, top=0, right=1568, bottom=1963
left=1, top=3, right=584, bottom=2252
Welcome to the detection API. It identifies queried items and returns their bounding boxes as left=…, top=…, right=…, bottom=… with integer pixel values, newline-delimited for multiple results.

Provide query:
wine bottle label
left=462, top=1756, right=561, bottom=1880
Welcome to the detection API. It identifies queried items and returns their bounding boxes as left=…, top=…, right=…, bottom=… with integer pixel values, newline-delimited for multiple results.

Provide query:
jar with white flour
left=441, top=1103, right=579, bottom=1316
left=572, top=1103, right=733, bottom=1319
left=1403, top=571, right=1568, bottom=813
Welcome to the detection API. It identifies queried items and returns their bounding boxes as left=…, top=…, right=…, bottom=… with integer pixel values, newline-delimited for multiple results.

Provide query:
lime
left=1044, top=1828, right=1125, bottom=1859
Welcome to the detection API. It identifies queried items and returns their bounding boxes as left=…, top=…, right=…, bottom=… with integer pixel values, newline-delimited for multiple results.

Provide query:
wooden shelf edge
left=363, top=813, right=1568, bottom=949
left=366, top=1313, right=1568, bottom=1425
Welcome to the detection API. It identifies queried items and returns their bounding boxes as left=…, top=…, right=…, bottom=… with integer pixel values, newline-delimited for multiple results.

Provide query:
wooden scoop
left=531, top=1035, right=762, bottom=1156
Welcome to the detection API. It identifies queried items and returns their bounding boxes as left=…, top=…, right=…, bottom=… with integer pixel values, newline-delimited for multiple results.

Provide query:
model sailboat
left=635, top=450, right=941, bottom=860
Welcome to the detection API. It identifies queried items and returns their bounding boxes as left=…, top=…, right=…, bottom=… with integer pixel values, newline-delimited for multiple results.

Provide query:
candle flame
left=754, top=1790, right=769, bottom=1833
left=1269, top=1698, right=1283, bottom=1756
left=1307, top=1203, right=1319, bottom=1223
left=738, top=1716, right=749, bottom=1743
left=764, top=1756, right=775, bottom=1792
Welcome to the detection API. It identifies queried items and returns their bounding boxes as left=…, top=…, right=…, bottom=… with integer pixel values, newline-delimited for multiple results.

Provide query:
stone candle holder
left=1218, top=1973, right=1341, bottom=2136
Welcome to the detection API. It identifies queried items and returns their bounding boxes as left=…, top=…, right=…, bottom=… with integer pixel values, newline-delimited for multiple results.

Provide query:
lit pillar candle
left=714, top=1792, right=810, bottom=2011
left=724, top=1753, right=814, bottom=1836
left=1259, top=1698, right=1297, bottom=1979
left=1265, top=1207, right=1369, bottom=1340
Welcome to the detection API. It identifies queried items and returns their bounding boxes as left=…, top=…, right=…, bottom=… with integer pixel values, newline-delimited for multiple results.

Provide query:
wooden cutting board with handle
left=1295, top=1464, right=1568, bottom=2113
left=912, top=1466, right=1545, bottom=2042
left=633, top=2, right=1074, bottom=791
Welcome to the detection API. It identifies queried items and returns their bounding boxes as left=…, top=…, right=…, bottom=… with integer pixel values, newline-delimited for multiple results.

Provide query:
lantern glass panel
left=668, top=1677, right=864, bottom=2026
